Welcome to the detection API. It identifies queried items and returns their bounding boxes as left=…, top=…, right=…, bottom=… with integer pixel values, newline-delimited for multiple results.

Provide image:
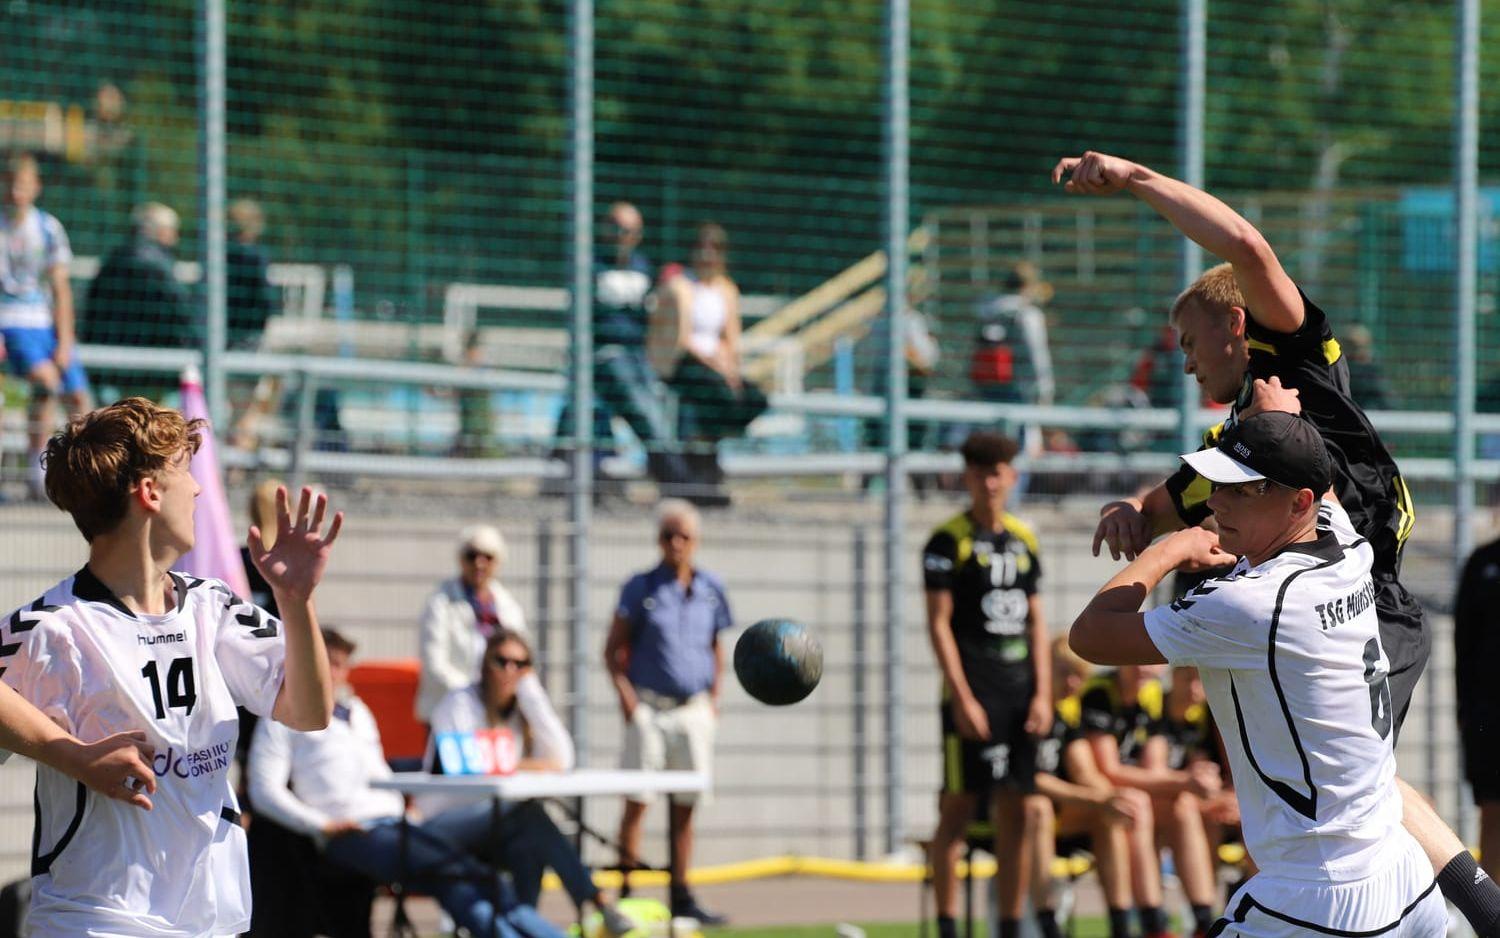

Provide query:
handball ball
left=733, top=618, right=822, bottom=706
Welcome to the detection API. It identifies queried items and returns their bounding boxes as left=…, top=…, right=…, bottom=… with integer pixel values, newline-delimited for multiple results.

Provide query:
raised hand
left=1165, top=525, right=1236, bottom=572
left=247, top=486, right=343, bottom=604
left=1051, top=151, right=1137, bottom=196
left=1094, top=498, right=1152, bottom=561
left=1240, top=376, right=1302, bottom=420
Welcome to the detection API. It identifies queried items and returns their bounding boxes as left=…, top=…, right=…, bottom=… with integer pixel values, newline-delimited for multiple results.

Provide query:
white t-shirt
left=0, top=208, right=71, bottom=329
left=247, top=692, right=404, bottom=838
left=0, top=568, right=286, bottom=937
left=1144, top=499, right=1410, bottom=887
left=418, top=676, right=574, bottom=818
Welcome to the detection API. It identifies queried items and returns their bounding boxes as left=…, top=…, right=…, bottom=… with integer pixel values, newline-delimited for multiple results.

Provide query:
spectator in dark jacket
left=227, top=198, right=276, bottom=350
left=83, top=202, right=195, bottom=400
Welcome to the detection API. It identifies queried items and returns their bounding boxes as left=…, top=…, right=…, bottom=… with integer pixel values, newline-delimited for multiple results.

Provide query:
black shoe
left=670, top=896, right=729, bottom=927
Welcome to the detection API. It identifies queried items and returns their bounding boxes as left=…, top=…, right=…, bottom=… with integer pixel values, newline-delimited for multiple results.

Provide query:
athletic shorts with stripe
left=940, top=692, right=1038, bottom=796
left=1207, top=830, right=1444, bottom=937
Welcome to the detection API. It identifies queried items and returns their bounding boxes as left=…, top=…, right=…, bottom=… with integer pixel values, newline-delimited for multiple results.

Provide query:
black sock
left=998, top=920, right=1022, bottom=938
left=1107, top=907, right=1133, bottom=938
left=1439, top=851, right=1500, bottom=938
left=1191, top=903, right=1216, bottom=934
left=937, top=914, right=957, bottom=938
left=1034, top=908, right=1062, bottom=938
left=1139, top=906, right=1169, bottom=934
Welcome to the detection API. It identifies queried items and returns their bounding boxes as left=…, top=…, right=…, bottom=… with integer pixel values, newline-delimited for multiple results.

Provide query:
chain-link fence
left=0, top=0, right=1491, bottom=885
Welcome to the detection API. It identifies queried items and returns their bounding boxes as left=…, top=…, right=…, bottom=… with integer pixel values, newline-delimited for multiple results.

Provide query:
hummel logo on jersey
left=138, top=632, right=186, bottom=647
left=1171, top=584, right=1218, bottom=612
left=0, top=597, right=59, bottom=678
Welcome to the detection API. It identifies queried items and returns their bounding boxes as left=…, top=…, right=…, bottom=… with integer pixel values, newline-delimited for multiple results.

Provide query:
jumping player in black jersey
left=1053, top=149, right=1500, bottom=938
left=922, top=431, right=1051, bottom=938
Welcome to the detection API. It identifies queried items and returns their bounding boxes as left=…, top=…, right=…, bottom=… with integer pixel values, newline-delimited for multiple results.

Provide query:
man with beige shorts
left=603, top=498, right=731, bottom=926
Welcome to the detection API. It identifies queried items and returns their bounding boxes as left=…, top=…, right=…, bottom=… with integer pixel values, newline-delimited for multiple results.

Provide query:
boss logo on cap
left=1233, top=442, right=1252, bottom=459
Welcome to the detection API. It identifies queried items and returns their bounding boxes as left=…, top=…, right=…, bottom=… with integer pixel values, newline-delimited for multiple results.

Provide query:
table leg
left=394, top=814, right=413, bottom=938
left=667, top=797, right=679, bottom=912
left=489, top=796, right=502, bottom=938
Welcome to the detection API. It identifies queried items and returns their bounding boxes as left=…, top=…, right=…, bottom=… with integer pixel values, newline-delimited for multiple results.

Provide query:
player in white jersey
left=0, top=397, right=339, bottom=936
left=1070, top=411, right=1446, bottom=937
left=1, top=154, right=90, bottom=498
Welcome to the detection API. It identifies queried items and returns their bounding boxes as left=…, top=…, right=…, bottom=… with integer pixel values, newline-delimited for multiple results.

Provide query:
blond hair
left=1169, top=262, right=1244, bottom=323
left=44, top=398, right=204, bottom=541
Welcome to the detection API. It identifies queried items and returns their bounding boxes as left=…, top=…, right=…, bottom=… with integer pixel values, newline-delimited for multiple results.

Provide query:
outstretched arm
left=1052, top=151, right=1305, bottom=334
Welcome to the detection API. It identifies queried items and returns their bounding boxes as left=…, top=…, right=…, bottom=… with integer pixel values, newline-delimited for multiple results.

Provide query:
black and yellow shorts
left=940, top=693, right=1038, bottom=796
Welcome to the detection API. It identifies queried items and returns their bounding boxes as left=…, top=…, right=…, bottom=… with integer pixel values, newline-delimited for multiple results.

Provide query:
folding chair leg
left=964, top=842, right=974, bottom=938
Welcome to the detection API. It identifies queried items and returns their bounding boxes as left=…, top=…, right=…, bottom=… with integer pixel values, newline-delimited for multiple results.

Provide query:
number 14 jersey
left=0, top=567, right=286, bottom=937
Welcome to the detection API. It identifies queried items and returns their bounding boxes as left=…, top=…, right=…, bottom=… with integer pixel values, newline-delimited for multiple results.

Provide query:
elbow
left=1226, top=220, right=1273, bottom=269
left=1067, top=615, right=1104, bottom=664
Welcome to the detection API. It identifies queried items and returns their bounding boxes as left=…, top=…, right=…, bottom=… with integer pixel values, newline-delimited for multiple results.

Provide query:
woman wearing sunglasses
left=421, top=629, right=636, bottom=937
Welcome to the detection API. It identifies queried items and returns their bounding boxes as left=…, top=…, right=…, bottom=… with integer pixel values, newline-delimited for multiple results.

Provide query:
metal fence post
left=568, top=0, right=596, bottom=766
left=197, top=0, right=227, bottom=429
left=882, top=0, right=910, bottom=858
left=853, top=525, right=869, bottom=861
left=537, top=518, right=554, bottom=688
left=1453, top=0, right=1480, bottom=837
left=1177, top=0, right=1206, bottom=453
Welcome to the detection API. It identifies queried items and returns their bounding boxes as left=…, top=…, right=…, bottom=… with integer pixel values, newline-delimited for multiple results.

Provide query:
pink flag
left=177, top=366, right=251, bottom=597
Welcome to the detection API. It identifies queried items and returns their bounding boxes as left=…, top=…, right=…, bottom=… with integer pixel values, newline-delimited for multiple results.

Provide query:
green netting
left=0, top=0, right=1492, bottom=471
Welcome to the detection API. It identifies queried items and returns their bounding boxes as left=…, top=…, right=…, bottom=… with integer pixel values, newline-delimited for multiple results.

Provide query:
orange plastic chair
left=348, top=658, right=428, bottom=766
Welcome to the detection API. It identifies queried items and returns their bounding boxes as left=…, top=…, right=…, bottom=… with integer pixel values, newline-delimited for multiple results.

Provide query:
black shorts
left=1375, top=576, right=1430, bottom=742
left=1462, top=723, right=1500, bottom=803
left=941, top=694, right=1038, bottom=796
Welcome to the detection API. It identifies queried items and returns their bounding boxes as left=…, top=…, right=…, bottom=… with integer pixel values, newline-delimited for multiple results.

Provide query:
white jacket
left=416, top=576, right=528, bottom=721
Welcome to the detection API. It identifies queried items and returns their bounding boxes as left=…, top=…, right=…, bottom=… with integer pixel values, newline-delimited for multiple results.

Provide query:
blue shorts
left=2, top=327, right=89, bottom=394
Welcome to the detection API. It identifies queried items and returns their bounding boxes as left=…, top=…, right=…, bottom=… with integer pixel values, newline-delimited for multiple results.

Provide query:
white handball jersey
left=0, top=208, right=71, bottom=329
left=0, top=567, right=286, bottom=937
left=1144, top=499, right=1412, bottom=886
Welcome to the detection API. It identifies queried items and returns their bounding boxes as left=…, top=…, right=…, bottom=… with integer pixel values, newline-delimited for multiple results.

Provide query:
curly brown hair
left=43, top=398, right=205, bottom=541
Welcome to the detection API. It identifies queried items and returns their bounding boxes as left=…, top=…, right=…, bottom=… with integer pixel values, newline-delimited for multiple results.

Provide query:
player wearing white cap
left=1071, top=412, right=1446, bottom=937
left=0, top=397, right=340, bottom=936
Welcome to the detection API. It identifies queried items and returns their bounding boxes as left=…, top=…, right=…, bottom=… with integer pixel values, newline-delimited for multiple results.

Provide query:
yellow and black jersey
left=1164, top=289, right=1414, bottom=579
left=922, top=510, right=1042, bottom=697
left=1036, top=694, right=1084, bottom=782
left=1078, top=672, right=1163, bottom=765
left=1162, top=700, right=1218, bottom=771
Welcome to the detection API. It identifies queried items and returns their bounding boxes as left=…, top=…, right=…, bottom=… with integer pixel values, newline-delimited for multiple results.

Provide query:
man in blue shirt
left=603, top=498, right=731, bottom=925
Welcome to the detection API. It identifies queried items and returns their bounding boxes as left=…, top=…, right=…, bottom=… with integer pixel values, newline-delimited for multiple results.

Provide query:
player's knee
left=1023, top=793, right=1054, bottom=829
left=28, top=368, right=59, bottom=397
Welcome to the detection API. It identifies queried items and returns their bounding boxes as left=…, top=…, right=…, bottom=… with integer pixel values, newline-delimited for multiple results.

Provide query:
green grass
left=709, top=919, right=1117, bottom=938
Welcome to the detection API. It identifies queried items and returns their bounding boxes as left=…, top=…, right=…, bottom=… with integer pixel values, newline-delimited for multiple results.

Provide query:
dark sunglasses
left=488, top=654, right=531, bottom=671
left=462, top=549, right=496, bottom=562
left=659, top=529, right=692, bottom=543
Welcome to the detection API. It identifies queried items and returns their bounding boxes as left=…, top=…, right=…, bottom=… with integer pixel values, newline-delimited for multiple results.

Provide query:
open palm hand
left=247, top=486, right=343, bottom=603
